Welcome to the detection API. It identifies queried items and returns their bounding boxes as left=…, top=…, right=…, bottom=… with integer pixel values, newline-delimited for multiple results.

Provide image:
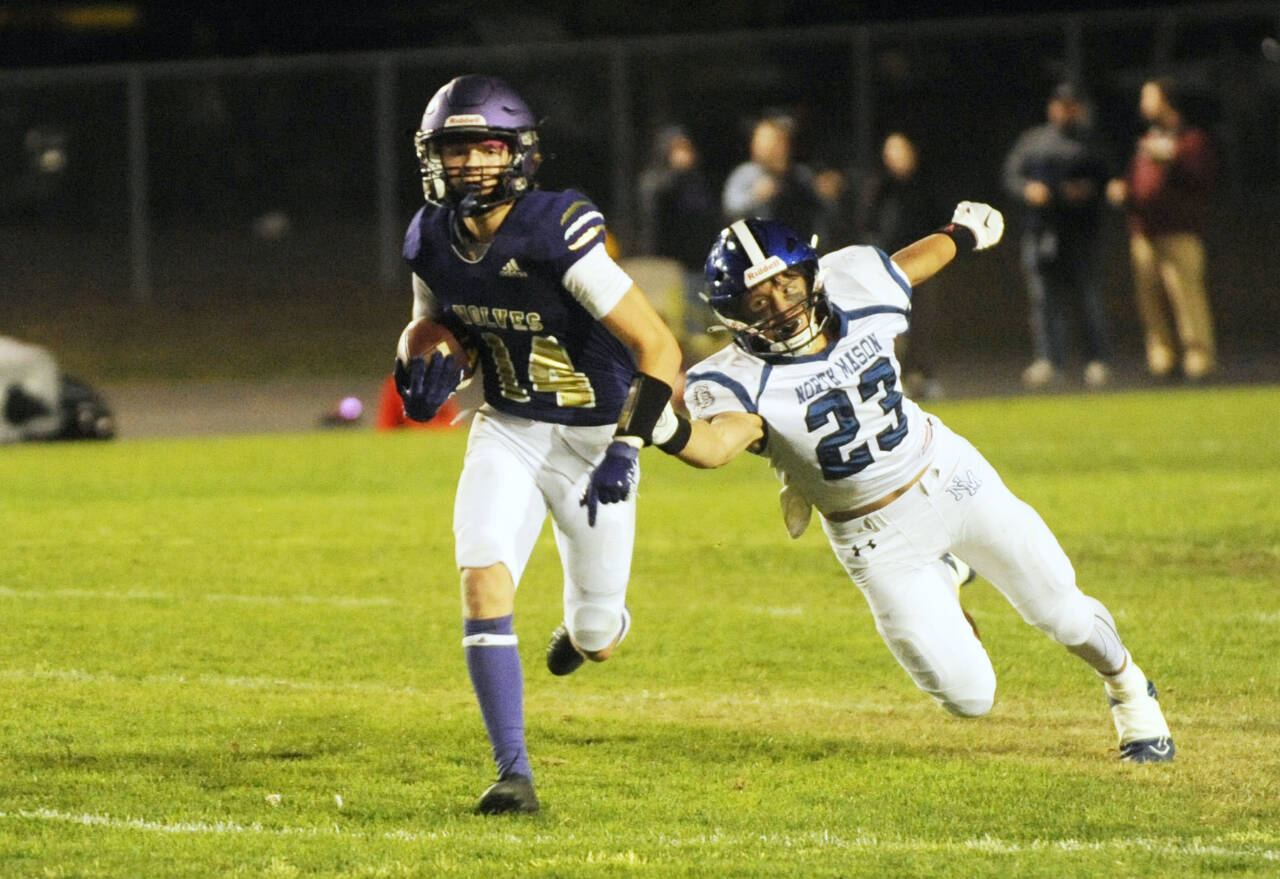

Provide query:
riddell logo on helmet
left=743, top=256, right=787, bottom=287
left=445, top=114, right=487, bottom=127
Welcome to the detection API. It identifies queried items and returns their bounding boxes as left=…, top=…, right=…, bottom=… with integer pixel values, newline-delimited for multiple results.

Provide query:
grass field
left=2, top=385, right=1278, bottom=877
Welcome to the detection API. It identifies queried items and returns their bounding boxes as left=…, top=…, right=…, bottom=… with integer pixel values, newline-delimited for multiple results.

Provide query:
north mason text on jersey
left=403, top=189, right=636, bottom=427
left=793, top=333, right=885, bottom=404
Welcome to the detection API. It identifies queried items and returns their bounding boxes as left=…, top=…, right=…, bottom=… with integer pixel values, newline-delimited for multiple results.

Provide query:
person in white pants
left=587, top=204, right=1174, bottom=763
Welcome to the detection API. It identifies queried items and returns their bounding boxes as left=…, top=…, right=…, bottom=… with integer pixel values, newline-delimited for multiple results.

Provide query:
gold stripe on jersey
left=560, top=200, right=592, bottom=226
left=568, top=226, right=603, bottom=251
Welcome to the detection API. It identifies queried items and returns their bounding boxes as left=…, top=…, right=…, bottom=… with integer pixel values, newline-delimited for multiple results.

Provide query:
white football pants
left=453, top=405, right=634, bottom=652
left=821, top=417, right=1096, bottom=716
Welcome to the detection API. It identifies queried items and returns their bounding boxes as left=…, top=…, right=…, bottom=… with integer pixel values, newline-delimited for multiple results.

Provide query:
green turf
left=2, top=386, right=1278, bottom=877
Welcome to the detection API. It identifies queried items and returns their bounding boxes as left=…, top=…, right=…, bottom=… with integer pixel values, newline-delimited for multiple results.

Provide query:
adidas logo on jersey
left=499, top=259, right=528, bottom=278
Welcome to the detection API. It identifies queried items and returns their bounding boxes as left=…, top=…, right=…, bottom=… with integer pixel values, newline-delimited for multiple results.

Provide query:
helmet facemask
left=719, top=265, right=828, bottom=355
left=704, top=218, right=828, bottom=357
left=415, top=128, right=539, bottom=217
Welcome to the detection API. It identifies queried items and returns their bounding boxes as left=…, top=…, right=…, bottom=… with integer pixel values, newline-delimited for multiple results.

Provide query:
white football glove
left=950, top=201, right=1004, bottom=251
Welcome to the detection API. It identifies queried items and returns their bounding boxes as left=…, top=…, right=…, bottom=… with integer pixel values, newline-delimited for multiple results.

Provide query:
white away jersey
left=684, top=245, right=935, bottom=514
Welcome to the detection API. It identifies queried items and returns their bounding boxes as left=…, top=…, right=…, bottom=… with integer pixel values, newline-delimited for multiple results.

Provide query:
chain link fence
left=3, top=3, right=1277, bottom=370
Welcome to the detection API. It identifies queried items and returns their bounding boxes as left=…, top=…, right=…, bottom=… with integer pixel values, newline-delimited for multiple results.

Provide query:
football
left=395, top=318, right=475, bottom=381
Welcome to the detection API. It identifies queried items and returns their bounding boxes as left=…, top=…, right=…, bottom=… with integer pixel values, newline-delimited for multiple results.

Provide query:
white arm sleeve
left=411, top=273, right=440, bottom=321
left=561, top=244, right=634, bottom=320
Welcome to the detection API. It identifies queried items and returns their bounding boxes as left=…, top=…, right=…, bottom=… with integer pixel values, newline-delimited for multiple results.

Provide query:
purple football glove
left=580, top=440, right=641, bottom=527
left=394, top=353, right=459, bottom=422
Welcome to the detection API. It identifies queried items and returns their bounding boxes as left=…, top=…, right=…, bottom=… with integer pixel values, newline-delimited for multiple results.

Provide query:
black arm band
left=937, top=222, right=978, bottom=253
left=655, top=413, right=692, bottom=455
left=615, top=372, right=674, bottom=445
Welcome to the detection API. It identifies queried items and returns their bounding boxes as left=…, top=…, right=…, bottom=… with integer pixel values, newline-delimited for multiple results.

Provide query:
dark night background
left=1, top=0, right=1276, bottom=394
left=1, top=0, right=1201, bottom=68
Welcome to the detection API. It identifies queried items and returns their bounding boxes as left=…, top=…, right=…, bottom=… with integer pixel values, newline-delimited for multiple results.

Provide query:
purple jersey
left=403, top=190, right=636, bottom=426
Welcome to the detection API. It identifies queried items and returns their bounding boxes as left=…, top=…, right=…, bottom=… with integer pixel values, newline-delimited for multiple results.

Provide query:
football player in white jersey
left=588, top=204, right=1174, bottom=763
left=399, top=75, right=684, bottom=813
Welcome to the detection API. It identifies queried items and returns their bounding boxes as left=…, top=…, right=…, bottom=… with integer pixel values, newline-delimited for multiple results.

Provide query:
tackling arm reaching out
left=664, top=201, right=1004, bottom=471
left=674, top=411, right=765, bottom=469
left=584, top=202, right=1004, bottom=486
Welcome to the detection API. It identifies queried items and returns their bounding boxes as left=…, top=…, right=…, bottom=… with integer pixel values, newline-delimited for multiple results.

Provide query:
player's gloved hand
left=580, top=439, right=641, bottom=527
left=949, top=201, right=1005, bottom=251
left=394, top=353, right=459, bottom=422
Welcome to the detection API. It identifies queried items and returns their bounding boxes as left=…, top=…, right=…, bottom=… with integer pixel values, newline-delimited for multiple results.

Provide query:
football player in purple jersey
left=396, top=74, right=694, bottom=814
left=592, top=206, right=1174, bottom=765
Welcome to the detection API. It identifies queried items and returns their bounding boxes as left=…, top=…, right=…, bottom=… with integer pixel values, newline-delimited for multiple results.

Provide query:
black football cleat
left=546, top=623, right=585, bottom=676
left=475, top=774, right=539, bottom=815
left=1119, top=736, right=1176, bottom=763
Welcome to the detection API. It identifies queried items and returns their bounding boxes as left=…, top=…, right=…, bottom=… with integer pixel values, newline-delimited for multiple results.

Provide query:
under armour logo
left=946, top=470, right=982, bottom=500
left=851, top=539, right=877, bottom=558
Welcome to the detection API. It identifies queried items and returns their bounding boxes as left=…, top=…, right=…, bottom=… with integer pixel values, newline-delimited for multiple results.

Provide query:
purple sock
left=463, top=616, right=531, bottom=780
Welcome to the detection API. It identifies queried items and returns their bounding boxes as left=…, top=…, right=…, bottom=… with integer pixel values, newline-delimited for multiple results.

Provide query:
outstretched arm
left=890, top=201, right=1005, bottom=287
left=891, top=232, right=959, bottom=287
left=674, top=411, right=765, bottom=469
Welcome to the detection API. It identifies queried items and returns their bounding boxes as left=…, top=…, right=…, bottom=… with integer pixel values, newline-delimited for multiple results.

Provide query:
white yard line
left=0, top=586, right=396, bottom=608
left=1, top=809, right=1278, bottom=861
left=0, top=667, right=424, bottom=697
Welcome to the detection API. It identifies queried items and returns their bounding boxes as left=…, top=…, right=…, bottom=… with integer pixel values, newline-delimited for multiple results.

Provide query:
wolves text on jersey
left=793, top=333, right=886, bottom=405
left=448, top=303, right=544, bottom=333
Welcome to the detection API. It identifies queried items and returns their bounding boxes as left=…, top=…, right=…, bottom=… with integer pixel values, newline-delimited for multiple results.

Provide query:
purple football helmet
left=414, top=74, right=542, bottom=216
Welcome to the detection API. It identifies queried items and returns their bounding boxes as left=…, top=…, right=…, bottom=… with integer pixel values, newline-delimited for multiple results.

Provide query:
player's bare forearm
left=890, top=233, right=958, bottom=287
left=602, top=285, right=683, bottom=385
left=675, top=412, right=764, bottom=469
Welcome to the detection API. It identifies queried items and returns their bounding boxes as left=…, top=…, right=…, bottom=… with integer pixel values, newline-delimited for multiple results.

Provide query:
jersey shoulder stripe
left=555, top=193, right=606, bottom=248
left=820, top=244, right=913, bottom=313
left=872, top=247, right=913, bottom=301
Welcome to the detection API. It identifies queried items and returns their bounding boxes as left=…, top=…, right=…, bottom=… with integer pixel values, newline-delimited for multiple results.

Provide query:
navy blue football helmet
left=415, top=75, right=542, bottom=216
left=704, top=218, right=827, bottom=355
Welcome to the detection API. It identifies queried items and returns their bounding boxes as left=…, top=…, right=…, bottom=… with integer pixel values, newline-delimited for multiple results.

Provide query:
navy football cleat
left=476, top=774, right=540, bottom=815
left=546, top=623, right=585, bottom=676
left=1120, top=736, right=1176, bottom=763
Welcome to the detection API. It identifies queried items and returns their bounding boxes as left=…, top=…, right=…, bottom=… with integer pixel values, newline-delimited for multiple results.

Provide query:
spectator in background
left=857, top=132, right=946, bottom=398
left=722, top=114, right=824, bottom=238
left=637, top=125, right=721, bottom=277
left=1004, top=83, right=1118, bottom=390
left=1107, top=78, right=1218, bottom=380
left=636, top=125, right=723, bottom=341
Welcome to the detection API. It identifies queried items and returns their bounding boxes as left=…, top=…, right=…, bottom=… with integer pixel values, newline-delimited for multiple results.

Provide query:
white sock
left=1102, top=654, right=1148, bottom=702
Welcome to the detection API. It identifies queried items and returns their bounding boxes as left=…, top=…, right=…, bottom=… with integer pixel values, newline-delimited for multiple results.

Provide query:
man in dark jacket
left=1004, top=83, right=1118, bottom=389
